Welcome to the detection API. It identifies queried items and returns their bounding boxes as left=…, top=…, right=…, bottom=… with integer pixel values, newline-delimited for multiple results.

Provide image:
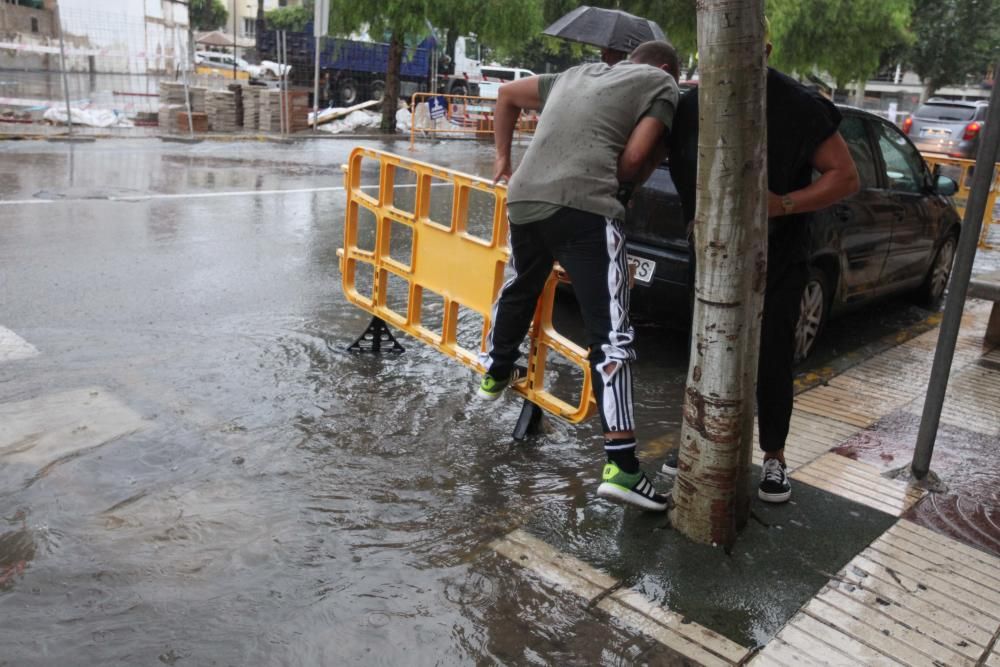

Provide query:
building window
left=30, top=17, right=39, bottom=33
left=243, top=17, right=255, bottom=37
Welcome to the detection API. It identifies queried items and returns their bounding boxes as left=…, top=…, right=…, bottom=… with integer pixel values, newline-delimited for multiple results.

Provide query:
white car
left=476, top=66, right=535, bottom=99
left=194, top=51, right=290, bottom=79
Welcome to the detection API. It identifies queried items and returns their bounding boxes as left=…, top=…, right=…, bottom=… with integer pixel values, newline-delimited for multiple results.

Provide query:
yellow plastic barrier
left=921, top=153, right=1000, bottom=248
left=408, top=92, right=538, bottom=149
left=339, top=147, right=595, bottom=423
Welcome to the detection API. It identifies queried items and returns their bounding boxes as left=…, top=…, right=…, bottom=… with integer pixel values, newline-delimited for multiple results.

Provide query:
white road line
left=0, top=181, right=457, bottom=206
left=0, top=326, right=40, bottom=362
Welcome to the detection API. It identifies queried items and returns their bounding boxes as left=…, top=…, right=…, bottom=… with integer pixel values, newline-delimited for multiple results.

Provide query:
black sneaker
left=660, top=450, right=679, bottom=476
left=758, top=458, right=791, bottom=503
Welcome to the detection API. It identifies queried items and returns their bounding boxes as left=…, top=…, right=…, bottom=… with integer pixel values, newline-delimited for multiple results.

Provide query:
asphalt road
left=0, top=136, right=979, bottom=664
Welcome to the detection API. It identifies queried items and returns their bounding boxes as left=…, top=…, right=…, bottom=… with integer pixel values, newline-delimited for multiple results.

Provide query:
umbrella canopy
left=543, top=5, right=665, bottom=53
left=195, top=31, right=235, bottom=48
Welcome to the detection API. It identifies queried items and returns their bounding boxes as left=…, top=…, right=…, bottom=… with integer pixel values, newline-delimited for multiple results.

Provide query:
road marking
left=491, top=529, right=750, bottom=665
left=0, top=181, right=456, bottom=206
left=0, top=326, right=39, bottom=362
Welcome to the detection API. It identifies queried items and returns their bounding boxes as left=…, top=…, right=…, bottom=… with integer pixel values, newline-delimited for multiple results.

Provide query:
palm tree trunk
left=669, top=0, right=768, bottom=547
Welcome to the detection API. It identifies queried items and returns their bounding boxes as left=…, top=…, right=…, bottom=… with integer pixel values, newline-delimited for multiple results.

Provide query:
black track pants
left=481, top=208, right=636, bottom=434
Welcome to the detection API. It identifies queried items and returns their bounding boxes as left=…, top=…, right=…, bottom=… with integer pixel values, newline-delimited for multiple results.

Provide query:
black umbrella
left=542, top=5, right=666, bottom=53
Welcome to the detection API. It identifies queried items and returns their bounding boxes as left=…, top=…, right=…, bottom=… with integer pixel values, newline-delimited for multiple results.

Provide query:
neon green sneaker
left=596, top=461, right=670, bottom=512
left=476, top=372, right=512, bottom=401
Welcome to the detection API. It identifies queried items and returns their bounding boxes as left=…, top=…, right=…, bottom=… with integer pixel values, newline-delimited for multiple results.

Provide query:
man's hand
left=767, top=191, right=784, bottom=217
left=493, top=155, right=512, bottom=186
left=493, top=77, right=543, bottom=188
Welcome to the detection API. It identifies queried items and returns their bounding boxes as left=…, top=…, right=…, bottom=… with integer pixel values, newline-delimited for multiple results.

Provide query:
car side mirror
left=936, top=175, right=958, bottom=196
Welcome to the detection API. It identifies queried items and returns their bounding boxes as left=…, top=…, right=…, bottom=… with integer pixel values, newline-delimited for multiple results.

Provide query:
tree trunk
left=382, top=30, right=403, bottom=133
left=669, top=0, right=768, bottom=548
left=853, top=80, right=866, bottom=107
left=920, top=80, right=935, bottom=103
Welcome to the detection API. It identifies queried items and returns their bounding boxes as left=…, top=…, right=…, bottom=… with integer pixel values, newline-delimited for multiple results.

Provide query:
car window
left=839, top=115, right=878, bottom=190
left=876, top=122, right=926, bottom=194
left=914, top=103, right=976, bottom=121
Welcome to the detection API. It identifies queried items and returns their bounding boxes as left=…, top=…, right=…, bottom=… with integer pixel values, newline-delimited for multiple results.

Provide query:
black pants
left=688, top=236, right=807, bottom=453
left=757, top=261, right=808, bottom=452
left=482, top=208, right=635, bottom=434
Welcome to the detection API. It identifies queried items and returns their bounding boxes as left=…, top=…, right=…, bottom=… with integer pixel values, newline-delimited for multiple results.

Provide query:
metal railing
left=408, top=92, right=538, bottom=149
left=338, top=147, right=595, bottom=423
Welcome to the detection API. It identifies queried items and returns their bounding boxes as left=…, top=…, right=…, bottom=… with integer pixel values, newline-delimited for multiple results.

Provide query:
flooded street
left=0, top=137, right=986, bottom=664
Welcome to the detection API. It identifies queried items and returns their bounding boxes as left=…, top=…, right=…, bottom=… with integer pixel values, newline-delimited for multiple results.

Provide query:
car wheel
left=451, top=82, right=468, bottom=97
left=370, top=80, right=386, bottom=103
left=338, top=78, right=359, bottom=106
left=794, top=268, right=830, bottom=364
left=918, top=234, right=956, bottom=306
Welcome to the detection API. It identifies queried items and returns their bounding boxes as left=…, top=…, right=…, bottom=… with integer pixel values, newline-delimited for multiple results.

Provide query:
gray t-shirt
left=506, top=61, right=678, bottom=224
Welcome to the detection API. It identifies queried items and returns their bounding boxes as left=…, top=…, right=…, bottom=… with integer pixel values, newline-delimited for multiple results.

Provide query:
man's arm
left=617, top=116, right=669, bottom=185
left=767, top=132, right=860, bottom=217
left=492, top=77, right=543, bottom=185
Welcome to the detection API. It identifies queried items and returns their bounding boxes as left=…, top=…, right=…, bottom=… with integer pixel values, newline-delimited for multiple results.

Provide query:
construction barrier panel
left=339, top=147, right=595, bottom=423
left=921, top=153, right=1000, bottom=248
left=408, top=92, right=538, bottom=149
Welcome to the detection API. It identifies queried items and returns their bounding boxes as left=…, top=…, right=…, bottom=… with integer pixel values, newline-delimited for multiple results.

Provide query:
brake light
left=963, top=121, right=981, bottom=141
left=902, top=116, right=913, bottom=134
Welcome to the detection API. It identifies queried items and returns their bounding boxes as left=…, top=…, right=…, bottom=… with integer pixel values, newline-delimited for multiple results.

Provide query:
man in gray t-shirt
left=476, top=41, right=679, bottom=513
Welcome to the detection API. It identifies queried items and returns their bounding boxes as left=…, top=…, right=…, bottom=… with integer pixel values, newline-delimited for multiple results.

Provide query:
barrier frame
left=921, top=152, right=1000, bottom=248
left=339, top=146, right=595, bottom=423
left=408, top=92, right=538, bottom=149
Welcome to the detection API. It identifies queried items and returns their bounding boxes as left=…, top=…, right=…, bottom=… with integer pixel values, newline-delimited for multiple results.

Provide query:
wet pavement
left=1, top=137, right=998, bottom=664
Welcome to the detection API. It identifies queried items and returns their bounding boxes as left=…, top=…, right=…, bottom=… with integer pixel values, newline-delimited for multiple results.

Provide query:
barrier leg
left=512, top=399, right=543, bottom=441
left=347, top=316, right=405, bottom=354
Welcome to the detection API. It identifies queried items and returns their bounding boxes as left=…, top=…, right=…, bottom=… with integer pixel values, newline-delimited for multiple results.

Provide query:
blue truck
left=256, top=24, right=478, bottom=107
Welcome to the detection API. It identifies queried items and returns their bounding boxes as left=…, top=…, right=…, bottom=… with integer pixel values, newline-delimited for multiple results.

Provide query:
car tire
left=451, top=82, right=469, bottom=97
left=794, top=267, right=830, bottom=364
left=338, top=78, right=359, bottom=106
left=917, top=234, right=956, bottom=307
left=370, top=80, right=386, bottom=104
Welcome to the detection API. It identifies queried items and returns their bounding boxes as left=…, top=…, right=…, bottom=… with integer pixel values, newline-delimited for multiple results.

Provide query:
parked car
left=476, top=66, right=536, bottom=99
left=903, top=98, right=989, bottom=159
left=625, top=106, right=962, bottom=362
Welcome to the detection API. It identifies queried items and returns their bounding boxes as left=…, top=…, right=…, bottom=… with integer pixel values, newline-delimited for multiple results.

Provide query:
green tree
left=767, top=0, right=912, bottom=87
left=907, top=0, right=1000, bottom=100
left=329, top=0, right=543, bottom=132
left=190, top=0, right=228, bottom=31
left=265, top=2, right=314, bottom=33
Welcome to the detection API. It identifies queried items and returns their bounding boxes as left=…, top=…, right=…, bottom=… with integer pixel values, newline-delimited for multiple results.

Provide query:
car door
left=873, top=120, right=934, bottom=287
left=824, top=113, right=892, bottom=302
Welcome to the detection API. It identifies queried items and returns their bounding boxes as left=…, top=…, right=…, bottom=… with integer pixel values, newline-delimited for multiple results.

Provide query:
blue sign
left=427, top=96, right=447, bottom=120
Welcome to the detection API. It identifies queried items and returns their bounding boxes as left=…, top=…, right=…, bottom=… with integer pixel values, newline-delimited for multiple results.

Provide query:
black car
left=624, top=106, right=962, bottom=361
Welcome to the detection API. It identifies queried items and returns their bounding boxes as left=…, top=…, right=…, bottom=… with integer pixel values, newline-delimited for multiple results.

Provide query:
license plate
left=921, top=127, right=950, bottom=137
left=627, top=254, right=656, bottom=286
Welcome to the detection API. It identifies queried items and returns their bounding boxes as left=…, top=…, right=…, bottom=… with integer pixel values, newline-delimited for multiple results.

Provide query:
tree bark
left=382, top=30, right=403, bottom=132
left=920, top=80, right=935, bottom=103
left=669, top=0, right=768, bottom=548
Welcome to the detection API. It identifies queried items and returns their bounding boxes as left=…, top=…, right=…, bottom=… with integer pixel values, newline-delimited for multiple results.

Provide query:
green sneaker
left=476, top=372, right=511, bottom=401
left=596, top=461, right=670, bottom=512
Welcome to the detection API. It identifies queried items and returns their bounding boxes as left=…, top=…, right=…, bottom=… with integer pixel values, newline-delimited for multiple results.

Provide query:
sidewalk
left=491, top=298, right=1000, bottom=664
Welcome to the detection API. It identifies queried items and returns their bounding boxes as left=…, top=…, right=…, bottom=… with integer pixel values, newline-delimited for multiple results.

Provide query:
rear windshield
left=914, top=104, right=977, bottom=121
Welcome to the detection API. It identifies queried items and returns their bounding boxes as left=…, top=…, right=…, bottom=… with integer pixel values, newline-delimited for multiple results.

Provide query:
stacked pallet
left=206, top=90, right=239, bottom=132
left=258, top=89, right=280, bottom=132
left=158, top=81, right=207, bottom=132
left=257, top=89, right=310, bottom=133
left=227, top=83, right=244, bottom=128
left=242, top=87, right=259, bottom=130
left=285, top=90, right=310, bottom=132
left=177, top=111, right=209, bottom=132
